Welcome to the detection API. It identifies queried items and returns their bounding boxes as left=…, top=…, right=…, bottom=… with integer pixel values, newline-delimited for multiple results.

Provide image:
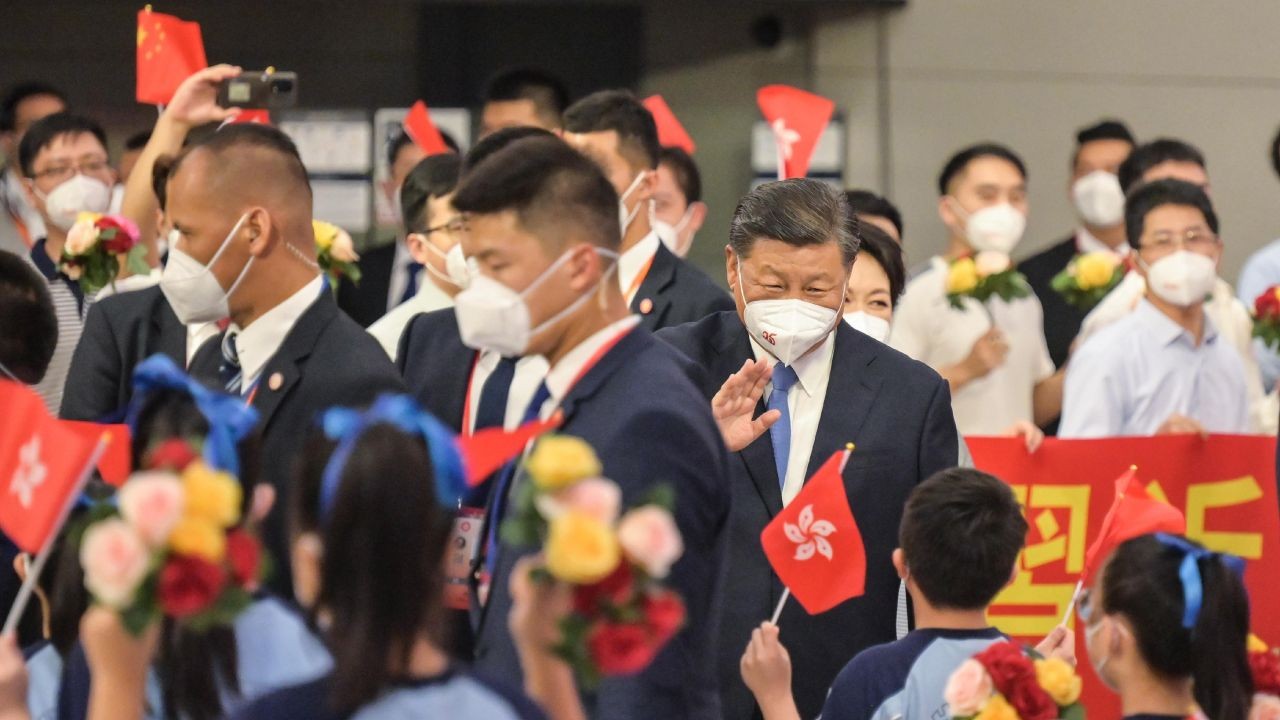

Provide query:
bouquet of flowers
left=946, top=251, right=1031, bottom=311
left=77, top=438, right=264, bottom=635
left=1051, top=251, right=1125, bottom=312
left=944, top=641, right=1084, bottom=720
left=313, top=219, right=361, bottom=289
left=1252, top=286, right=1280, bottom=352
left=60, top=212, right=149, bottom=294
left=1248, top=634, right=1280, bottom=718
left=502, top=435, right=686, bottom=687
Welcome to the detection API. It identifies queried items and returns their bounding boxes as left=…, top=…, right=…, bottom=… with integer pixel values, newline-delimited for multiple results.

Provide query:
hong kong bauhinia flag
left=642, top=95, right=696, bottom=155
left=756, top=85, right=835, bottom=180
left=760, top=449, right=866, bottom=614
left=0, top=382, right=101, bottom=553
left=136, top=7, right=208, bottom=105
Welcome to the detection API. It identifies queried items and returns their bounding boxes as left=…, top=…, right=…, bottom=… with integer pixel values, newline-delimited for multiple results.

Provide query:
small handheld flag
left=60, top=421, right=132, bottom=487
left=455, top=415, right=562, bottom=487
left=403, top=100, right=451, bottom=156
left=756, top=85, right=835, bottom=181
left=642, top=95, right=696, bottom=155
left=136, top=6, right=208, bottom=106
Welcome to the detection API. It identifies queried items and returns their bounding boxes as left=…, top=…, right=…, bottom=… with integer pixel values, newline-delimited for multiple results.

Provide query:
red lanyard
left=623, top=253, right=656, bottom=306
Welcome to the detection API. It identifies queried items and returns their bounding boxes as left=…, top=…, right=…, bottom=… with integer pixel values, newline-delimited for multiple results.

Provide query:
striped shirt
left=27, top=238, right=92, bottom=413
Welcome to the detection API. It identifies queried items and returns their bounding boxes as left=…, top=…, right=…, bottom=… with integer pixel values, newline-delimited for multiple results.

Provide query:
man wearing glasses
left=1059, top=179, right=1249, bottom=437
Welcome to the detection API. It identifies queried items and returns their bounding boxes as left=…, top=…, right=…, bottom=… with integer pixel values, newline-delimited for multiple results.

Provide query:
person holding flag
left=656, top=179, right=958, bottom=719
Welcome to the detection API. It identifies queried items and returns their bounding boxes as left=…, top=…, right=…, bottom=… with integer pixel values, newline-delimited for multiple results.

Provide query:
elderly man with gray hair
left=657, top=178, right=959, bottom=720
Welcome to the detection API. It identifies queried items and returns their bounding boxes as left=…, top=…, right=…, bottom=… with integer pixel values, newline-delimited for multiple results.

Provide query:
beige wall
left=811, top=0, right=1280, bottom=281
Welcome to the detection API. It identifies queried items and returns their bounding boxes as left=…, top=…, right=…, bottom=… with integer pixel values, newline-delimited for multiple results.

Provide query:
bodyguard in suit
left=656, top=179, right=959, bottom=720
left=562, top=90, right=733, bottom=332
left=159, top=124, right=404, bottom=588
left=456, top=135, right=731, bottom=719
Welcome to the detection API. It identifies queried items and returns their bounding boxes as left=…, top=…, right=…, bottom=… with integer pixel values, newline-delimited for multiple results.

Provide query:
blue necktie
left=219, top=332, right=242, bottom=395
left=768, top=364, right=798, bottom=490
left=400, top=261, right=423, bottom=305
left=482, top=380, right=552, bottom=585
left=474, top=357, right=518, bottom=431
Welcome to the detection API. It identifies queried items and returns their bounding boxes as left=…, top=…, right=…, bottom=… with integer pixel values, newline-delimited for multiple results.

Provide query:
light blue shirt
left=1237, top=238, right=1280, bottom=391
left=1060, top=299, right=1250, bottom=438
left=24, top=643, right=62, bottom=720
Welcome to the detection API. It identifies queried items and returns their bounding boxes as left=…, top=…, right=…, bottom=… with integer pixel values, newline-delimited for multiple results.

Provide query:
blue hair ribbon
left=126, top=354, right=260, bottom=477
left=317, top=394, right=466, bottom=522
left=1153, top=533, right=1246, bottom=630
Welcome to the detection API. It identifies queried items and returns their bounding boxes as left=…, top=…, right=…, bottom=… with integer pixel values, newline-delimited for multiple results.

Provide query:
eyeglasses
left=1139, top=228, right=1220, bottom=256
left=425, top=216, right=466, bottom=236
left=30, top=159, right=111, bottom=184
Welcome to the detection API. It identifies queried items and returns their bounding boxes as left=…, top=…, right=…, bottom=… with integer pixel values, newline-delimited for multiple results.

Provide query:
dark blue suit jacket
left=631, top=243, right=734, bottom=333
left=472, top=326, right=732, bottom=720
left=395, top=307, right=474, bottom=433
left=656, top=311, right=959, bottom=720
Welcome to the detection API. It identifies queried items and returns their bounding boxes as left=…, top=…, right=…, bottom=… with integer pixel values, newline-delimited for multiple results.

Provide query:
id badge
left=444, top=507, right=485, bottom=610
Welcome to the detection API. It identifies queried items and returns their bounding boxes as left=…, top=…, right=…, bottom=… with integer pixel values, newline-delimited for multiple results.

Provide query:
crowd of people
left=0, top=60, right=1272, bottom=720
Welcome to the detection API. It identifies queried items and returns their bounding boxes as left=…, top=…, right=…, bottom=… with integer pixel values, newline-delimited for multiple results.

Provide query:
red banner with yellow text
left=968, top=434, right=1280, bottom=719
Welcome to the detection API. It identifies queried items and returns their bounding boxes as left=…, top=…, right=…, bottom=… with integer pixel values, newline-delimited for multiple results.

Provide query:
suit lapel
left=252, top=294, right=336, bottom=431
left=631, top=243, right=676, bottom=328
left=153, top=294, right=188, bottom=366
left=716, top=315, right=785, bottom=516
left=805, top=324, right=883, bottom=480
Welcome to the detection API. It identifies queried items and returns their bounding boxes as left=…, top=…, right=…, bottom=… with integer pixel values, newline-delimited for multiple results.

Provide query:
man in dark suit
left=656, top=179, right=959, bottom=720
left=562, top=90, right=733, bottom=333
left=457, top=135, right=730, bottom=719
left=1019, top=120, right=1135, bottom=370
left=160, top=124, right=404, bottom=588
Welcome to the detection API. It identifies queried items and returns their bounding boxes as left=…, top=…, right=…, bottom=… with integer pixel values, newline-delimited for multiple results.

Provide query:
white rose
left=330, top=228, right=360, bottom=263
left=64, top=218, right=99, bottom=256
left=974, top=250, right=1011, bottom=276
left=79, top=518, right=151, bottom=609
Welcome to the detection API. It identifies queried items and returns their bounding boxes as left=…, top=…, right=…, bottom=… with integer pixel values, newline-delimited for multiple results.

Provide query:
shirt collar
left=618, top=231, right=660, bottom=293
left=1134, top=297, right=1218, bottom=348
left=544, top=315, right=641, bottom=408
left=748, top=329, right=836, bottom=398
left=230, top=275, right=324, bottom=388
left=1076, top=226, right=1131, bottom=257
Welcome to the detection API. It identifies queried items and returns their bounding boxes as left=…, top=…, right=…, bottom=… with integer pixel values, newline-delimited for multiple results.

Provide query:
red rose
left=975, top=642, right=1037, bottom=696
left=1005, top=678, right=1059, bottom=720
left=225, top=529, right=262, bottom=589
left=588, top=621, right=660, bottom=676
left=1252, top=650, right=1280, bottom=696
left=157, top=554, right=225, bottom=618
left=641, top=589, right=685, bottom=644
left=573, top=562, right=635, bottom=615
left=1256, top=287, right=1280, bottom=320
left=95, top=216, right=139, bottom=254
left=145, top=439, right=199, bottom=472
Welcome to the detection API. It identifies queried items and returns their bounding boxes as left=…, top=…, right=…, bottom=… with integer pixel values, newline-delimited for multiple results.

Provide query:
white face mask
left=1072, top=170, right=1125, bottom=228
left=843, top=311, right=891, bottom=343
left=737, top=257, right=841, bottom=366
left=953, top=200, right=1026, bottom=255
left=618, top=171, right=647, bottom=236
left=1143, top=250, right=1217, bottom=307
left=655, top=204, right=697, bottom=258
left=1085, top=617, right=1119, bottom=692
left=36, top=174, right=112, bottom=231
left=418, top=236, right=467, bottom=290
left=160, top=214, right=253, bottom=324
left=455, top=247, right=619, bottom=357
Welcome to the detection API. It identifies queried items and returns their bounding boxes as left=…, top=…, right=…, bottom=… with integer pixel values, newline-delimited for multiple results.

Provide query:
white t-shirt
left=889, top=256, right=1054, bottom=435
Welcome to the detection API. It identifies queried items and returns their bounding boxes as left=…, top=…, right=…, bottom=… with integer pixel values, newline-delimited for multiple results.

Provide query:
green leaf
left=125, top=244, right=151, bottom=276
left=1059, top=702, right=1086, bottom=720
left=640, top=484, right=676, bottom=512
left=345, top=263, right=362, bottom=286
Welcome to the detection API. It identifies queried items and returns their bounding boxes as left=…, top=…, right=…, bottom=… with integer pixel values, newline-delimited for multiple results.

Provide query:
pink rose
left=974, top=250, right=1011, bottom=277
left=118, top=471, right=185, bottom=547
left=80, top=518, right=151, bottom=609
left=617, top=505, right=683, bottom=579
left=64, top=217, right=99, bottom=256
left=535, top=477, right=622, bottom=524
left=331, top=228, right=360, bottom=263
left=1251, top=694, right=1280, bottom=720
left=945, top=659, right=995, bottom=717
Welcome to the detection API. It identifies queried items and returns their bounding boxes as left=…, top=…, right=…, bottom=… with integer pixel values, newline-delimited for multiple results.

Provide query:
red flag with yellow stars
left=136, top=7, right=208, bottom=105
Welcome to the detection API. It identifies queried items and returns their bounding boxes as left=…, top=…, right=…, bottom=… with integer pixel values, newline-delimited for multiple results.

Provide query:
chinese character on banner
left=969, top=434, right=1280, bottom=719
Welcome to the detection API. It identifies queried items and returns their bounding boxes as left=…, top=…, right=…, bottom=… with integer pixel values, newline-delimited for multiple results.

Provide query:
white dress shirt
left=465, top=352, right=550, bottom=433
left=1060, top=299, right=1250, bottom=438
left=186, top=322, right=220, bottom=367
left=369, top=274, right=454, bottom=360
left=618, top=232, right=660, bottom=305
left=889, top=256, right=1055, bottom=435
left=386, top=240, right=419, bottom=313
left=541, top=315, right=642, bottom=419
left=230, top=275, right=324, bottom=393
left=749, top=333, right=835, bottom=506
left=1075, top=226, right=1130, bottom=257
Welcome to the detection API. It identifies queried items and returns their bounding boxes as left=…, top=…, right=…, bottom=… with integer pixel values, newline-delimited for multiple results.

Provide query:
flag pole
left=839, top=442, right=855, bottom=473
left=1060, top=579, right=1083, bottom=627
left=2, top=437, right=108, bottom=636
left=775, top=136, right=785, bottom=182
left=770, top=587, right=791, bottom=625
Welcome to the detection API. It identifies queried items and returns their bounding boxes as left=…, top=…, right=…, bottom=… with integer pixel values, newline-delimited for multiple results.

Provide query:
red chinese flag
left=756, top=85, right=835, bottom=180
left=60, top=421, right=132, bottom=487
left=1081, top=467, right=1186, bottom=583
left=456, top=415, right=562, bottom=487
left=135, top=8, right=208, bottom=106
left=0, top=382, right=101, bottom=553
left=760, top=450, right=866, bottom=614
left=403, top=100, right=451, bottom=156
left=642, top=95, right=696, bottom=155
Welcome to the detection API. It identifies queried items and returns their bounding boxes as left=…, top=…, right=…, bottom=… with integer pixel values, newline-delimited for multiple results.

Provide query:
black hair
left=400, top=153, right=463, bottom=233
left=1271, top=125, right=1280, bottom=182
left=17, top=112, right=107, bottom=178
left=385, top=128, right=460, bottom=170
left=562, top=89, right=661, bottom=170
left=0, top=82, right=66, bottom=133
left=168, top=123, right=310, bottom=198
left=937, top=143, right=1027, bottom=196
left=454, top=135, right=620, bottom=250
left=729, top=179, right=858, bottom=265
left=845, top=189, right=904, bottom=239
left=292, top=423, right=453, bottom=716
left=124, top=130, right=152, bottom=153
left=0, top=250, right=56, bottom=383
left=1118, top=138, right=1206, bottom=193
left=851, top=221, right=906, bottom=308
left=483, top=67, right=570, bottom=127
left=462, top=126, right=555, bottom=175
left=1071, top=119, right=1136, bottom=171
left=1101, top=535, right=1251, bottom=720
left=1123, top=178, right=1219, bottom=251
left=658, top=147, right=702, bottom=204
left=898, top=468, right=1027, bottom=610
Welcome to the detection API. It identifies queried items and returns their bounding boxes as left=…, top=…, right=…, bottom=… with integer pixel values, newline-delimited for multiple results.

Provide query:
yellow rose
left=1250, top=634, right=1270, bottom=653
left=1034, top=657, right=1082, bottom=706
left=1074, top=252, right=1119, bottom=290
left=525, top=435, right=603, bottom=491
left=544, top=511, right=621, bottom=585
left=181, top=461, right=242, bottom=527
left=312, top=219, right=339, bottom=252
left=947, top=257, right=979, bottom=295
left=168, top=516, right=226, bottom=563
left=974, top=694, right=1018, bottom=720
